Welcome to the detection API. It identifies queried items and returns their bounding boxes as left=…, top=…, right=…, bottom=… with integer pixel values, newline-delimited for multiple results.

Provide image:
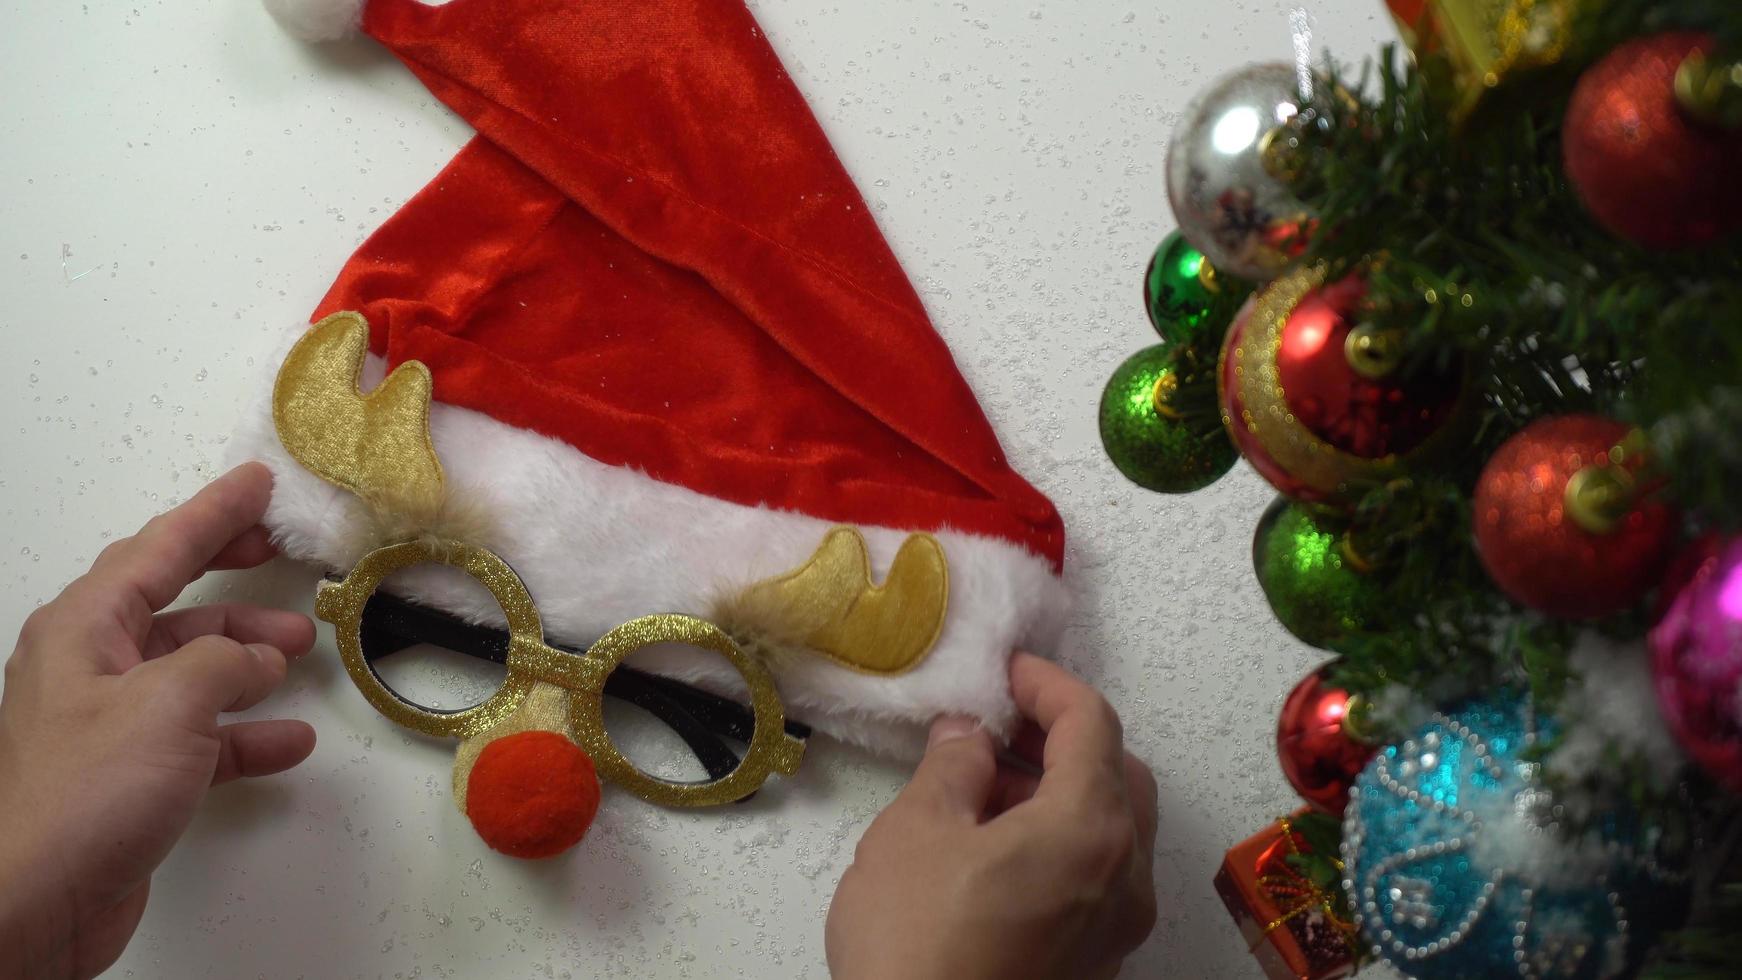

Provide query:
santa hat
left=244, top=0, right=1069, bottom=758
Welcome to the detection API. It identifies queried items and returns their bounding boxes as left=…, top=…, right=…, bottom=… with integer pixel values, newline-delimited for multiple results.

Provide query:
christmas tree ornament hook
left=1674, top=50, right=1742, bottom=130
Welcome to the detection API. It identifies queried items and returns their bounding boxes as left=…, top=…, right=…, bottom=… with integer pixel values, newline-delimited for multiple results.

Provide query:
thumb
left=901, top=716, right=997, bottom=818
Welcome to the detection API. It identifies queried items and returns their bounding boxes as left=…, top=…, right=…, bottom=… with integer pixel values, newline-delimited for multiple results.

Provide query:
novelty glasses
left=316, top=539, right=807, bottom=808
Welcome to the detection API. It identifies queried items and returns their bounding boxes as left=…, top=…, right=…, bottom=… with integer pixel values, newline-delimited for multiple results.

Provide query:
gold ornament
left=724, top=527, right=948, bottom=675
left=318, top=538, right=806, bottom=809
left=1340, top=694, right=1381, bottom=743
left=1151, top=370, right=1186, bottom=422
left=1343, top=323, right=1405, bottom=381
left=273, top=312, right=445, bottom=528
left=1563, top=429, right=1648, bottom=535
left=1196, top=256, right=1223, bottom=295
left=1389, top=0, right=1579, bottom=118
left=1675, top=50, right=1742, bottom=129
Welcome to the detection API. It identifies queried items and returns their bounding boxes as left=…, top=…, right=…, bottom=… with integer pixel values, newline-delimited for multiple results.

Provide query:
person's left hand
left=0, top=462, right=316, bottom=980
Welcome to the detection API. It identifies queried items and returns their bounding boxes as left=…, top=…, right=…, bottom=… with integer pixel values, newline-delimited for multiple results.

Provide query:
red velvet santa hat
left=245, top=0, right=1069, bottom=756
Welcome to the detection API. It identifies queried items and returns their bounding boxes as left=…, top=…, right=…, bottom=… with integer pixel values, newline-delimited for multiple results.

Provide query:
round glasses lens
left=357, top=564, right=511, bottom=713
left=599, top=644, right=750, bottom=784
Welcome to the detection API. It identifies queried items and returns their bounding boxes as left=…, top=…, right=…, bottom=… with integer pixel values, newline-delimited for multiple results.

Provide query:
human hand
left=825, top=653, right=1159, bottom=980
left=0, top=463, right=316, bottom=980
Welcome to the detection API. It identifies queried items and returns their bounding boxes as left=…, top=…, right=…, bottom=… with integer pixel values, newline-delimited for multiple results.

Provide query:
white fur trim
left=232, top=326, right=1071, bottom=758
left=262, top=0, right=368, bottom=42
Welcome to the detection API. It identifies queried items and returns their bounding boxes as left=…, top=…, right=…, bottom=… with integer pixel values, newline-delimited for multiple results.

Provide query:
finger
left=1005, top=720, right=1047, bottom=768
left=1008, top=653, right=1126, bottom=797
left=131, top=635, right=288, bottom=716
left=83, top=463, right=275, bottom=619
left=1117, top=754, right=1163, bottom=957
left=1123, top=753, right=1160, bottom=857
left=211, top=719, right=317, bottom=784
left=145, top=604, right=315, bottom=661
left=204, top=525, right=278, bottom=571
left=900, top=716, right=998, bottom=818
left=988, top=765, right=1041, bottom=817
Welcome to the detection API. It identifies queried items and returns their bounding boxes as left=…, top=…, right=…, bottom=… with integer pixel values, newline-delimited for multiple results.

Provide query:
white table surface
left=1, top=1, right=1398, bottom=976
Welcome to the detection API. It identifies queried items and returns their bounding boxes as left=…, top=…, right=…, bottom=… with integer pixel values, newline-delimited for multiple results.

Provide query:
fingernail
left=928, top=716, right=979, bottom=748
left=245, top=643, right=279, bottom=662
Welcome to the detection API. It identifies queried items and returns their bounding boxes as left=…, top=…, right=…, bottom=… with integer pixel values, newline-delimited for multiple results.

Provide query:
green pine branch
left=1181, top=3, right=1742, bottom=975
left=1246, top=4, right=1742, bottom=972
left=1279, top=3, right=1742, bottom=722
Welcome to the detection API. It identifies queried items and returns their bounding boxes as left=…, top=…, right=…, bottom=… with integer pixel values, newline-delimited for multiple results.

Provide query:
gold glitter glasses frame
left=315, top=538, right=806, bottom=808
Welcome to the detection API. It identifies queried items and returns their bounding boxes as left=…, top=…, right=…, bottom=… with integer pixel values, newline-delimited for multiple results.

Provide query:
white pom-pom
left=263, top=0, right=368, bottom=42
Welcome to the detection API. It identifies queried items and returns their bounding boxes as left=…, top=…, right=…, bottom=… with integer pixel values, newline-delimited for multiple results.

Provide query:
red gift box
left=1213, top=810, right=1359, bottom=980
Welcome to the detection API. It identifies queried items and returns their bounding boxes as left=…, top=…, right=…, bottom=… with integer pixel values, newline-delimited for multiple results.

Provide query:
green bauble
left=1143, top=231, right=1217, bottom=339
left=1099, top=345, right=1236, bottom=493
left=1252, top=498, right=1386, bottom=649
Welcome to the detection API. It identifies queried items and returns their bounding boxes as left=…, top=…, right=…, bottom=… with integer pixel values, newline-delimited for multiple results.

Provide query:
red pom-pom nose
left=465, top=731, right=601, bottom=859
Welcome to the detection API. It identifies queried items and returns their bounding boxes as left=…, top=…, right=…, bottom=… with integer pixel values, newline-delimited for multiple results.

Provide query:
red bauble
left=1276, top=666, right=1376, bottom=815
left=1473, top=415, right=1677, bottom=620
left=1563, top=32, right=1742, bottom=248
left=1275, top=275, right=1460, bottom=458
left=1220, top=297, right=1318, bottom=499
left=1219, top=270, right=1462, bottom=504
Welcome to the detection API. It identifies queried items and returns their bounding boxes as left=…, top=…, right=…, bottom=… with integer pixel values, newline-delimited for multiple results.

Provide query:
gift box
left=1214, top=810, right=1359, bottom=980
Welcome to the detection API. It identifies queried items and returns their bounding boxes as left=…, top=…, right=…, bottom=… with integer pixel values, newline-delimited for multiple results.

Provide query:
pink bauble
left=1651, top=537, right=1742, bottom=790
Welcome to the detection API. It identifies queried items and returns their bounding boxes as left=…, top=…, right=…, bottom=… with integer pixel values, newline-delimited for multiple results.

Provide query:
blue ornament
left=1341, top=694, right=1686, bottom=980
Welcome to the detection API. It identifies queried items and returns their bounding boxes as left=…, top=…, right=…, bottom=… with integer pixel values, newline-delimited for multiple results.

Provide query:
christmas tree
left=1101, top=2, right=1742, bottom=977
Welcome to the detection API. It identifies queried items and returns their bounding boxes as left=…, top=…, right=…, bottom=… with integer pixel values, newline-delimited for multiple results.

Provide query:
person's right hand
left=825, top=653, right=1159, bottom=980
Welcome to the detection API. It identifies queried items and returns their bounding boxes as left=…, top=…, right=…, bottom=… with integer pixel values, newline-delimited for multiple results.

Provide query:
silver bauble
left=1165, top=63, right=1313, bottom=282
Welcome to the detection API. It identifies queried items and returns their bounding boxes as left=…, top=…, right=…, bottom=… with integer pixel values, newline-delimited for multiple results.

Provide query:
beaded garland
left=1341, top=695, right=1686, bottom=980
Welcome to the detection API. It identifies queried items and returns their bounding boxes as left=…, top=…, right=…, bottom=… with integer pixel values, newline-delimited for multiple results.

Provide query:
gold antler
left=272, top=311, right=445, bottom=526
left=728, top=528, right=949, bottom=675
